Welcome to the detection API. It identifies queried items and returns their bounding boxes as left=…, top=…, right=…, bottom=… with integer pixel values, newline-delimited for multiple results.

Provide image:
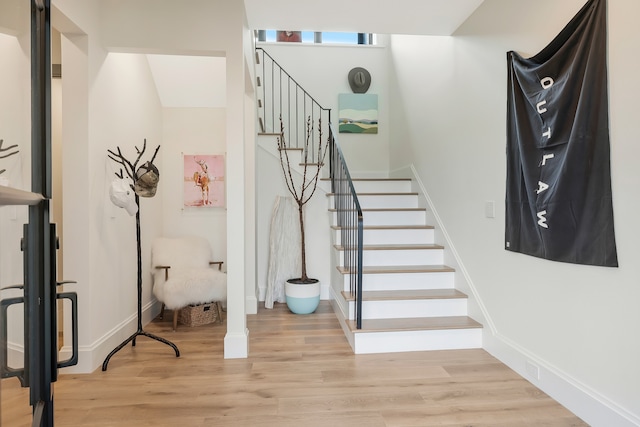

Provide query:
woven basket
left=179, top=302, right=218, bottom=327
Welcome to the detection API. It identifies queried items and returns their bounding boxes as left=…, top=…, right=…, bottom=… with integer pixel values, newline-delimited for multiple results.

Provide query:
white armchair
left=151, top=236, right=227, bottom=330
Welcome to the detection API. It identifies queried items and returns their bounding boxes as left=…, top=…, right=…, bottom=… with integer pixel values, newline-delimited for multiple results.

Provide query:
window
left=257, top=30, right=376, bottom=45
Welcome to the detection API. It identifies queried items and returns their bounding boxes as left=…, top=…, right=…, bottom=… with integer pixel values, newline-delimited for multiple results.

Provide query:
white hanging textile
left=265, top=196, right=300, bottom=309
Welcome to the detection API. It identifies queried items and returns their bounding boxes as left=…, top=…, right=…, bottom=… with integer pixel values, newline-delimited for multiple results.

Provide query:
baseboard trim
left=329, top=286, right=355, bottom=351
left=257, top=285, right=267, bottom=302
left=245, top=294, right=258, bottom=315
left=59, top=300, right=162, bottom=374
left=224, top=329, right=249, bottom=359
left=7, top=342, right=24, bottom=370
left=485, top=332, right=639, bottom=427
left=393, top=163, right=639, bottom=426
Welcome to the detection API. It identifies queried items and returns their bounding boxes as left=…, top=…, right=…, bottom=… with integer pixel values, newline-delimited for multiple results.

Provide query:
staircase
left=254, top=46, right=482, bottom=355
left=328, top=178, right=483, bottom=354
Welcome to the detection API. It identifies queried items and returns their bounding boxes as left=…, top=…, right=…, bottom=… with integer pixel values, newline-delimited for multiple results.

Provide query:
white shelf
left=0, top=185, right=43, bottom=206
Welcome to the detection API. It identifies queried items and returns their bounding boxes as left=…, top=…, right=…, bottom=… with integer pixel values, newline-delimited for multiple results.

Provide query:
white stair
left=329, top=178, right=482, bottom=354
left=334, top=244, right=445, bottom=266
left=330, top=208, right=427, bottom=226
left=332, top=225, right=435, bottom=245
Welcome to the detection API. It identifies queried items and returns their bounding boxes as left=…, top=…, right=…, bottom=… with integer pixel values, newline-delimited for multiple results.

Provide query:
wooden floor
left=2, top=302, right=588, bottom=426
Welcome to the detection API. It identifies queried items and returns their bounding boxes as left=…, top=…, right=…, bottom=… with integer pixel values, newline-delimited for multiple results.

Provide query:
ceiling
left=145, top=0, right=484, bottom=108
left=146, top=54, right=226, bottom=108
left=243, top=0, right=485, bottom=36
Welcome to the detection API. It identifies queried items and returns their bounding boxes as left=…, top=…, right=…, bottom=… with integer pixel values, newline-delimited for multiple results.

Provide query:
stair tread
left=327, top=192, right=418, bottom=196
left=334, top=243, right=444, bottom=251
left=329, top=207, right=426, bottom=212
left=350, top=178, right=411, bottom=181
left=331, top=225, right=434, bottom=230
left=338, top=265, right=455, bottom=274
left=347, top=316, right=482, bottom=333
left=321, top=178, right=411, bottom=182
left=341, top=289, right=467, bottom=301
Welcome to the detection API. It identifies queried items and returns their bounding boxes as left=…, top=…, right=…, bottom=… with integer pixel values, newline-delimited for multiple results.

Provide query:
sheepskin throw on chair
left=152, top=236, right=227, bottom=311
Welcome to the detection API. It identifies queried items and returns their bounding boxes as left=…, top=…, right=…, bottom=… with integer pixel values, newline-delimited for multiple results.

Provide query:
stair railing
left=255, top=47, right=364, bottom=329
left=255, top=47, right=330, bottom=164
left=329, top=125, right=364, bottom=329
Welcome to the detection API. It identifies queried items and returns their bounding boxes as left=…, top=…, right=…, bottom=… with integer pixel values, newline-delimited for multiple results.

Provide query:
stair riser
left=352, top=180, right=412, bottom=193
left=329, top=194, right=418, bottom=209
left=352, top=328, right=482, bottom=354
left=334, top=228, right=435, bottom=246
left=258, top=135, right=333, bottom=184
left=332, top=210, right=426, bottom=226
left=347, top=299, right=468, bottom=320
left=336, top=248, right=444, bottom=267
left=325, top=176, right=484, bottom=354
left=341, top=271, right=455, bottom=292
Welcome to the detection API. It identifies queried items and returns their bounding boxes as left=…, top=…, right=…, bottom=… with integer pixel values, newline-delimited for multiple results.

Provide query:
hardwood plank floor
left=2, top=302, right=588, bottom=426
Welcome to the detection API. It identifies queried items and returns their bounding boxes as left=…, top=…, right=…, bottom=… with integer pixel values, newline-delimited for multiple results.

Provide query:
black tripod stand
left=102, top=196, right=179, bottom=371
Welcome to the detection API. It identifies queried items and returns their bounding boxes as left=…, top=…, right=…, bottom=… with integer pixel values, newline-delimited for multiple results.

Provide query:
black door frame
left=26, top=0, right=57, bottom=424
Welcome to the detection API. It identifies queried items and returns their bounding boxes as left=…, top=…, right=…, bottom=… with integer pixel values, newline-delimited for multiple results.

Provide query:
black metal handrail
left=255, top=47, right=331, bottom=164
left=255, top=47, right=364, bottom=329
left=329, top=125, right=364, bottom=329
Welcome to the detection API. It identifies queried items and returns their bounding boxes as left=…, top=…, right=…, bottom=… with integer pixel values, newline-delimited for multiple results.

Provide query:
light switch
left=485, top=201, right=495, bottom=218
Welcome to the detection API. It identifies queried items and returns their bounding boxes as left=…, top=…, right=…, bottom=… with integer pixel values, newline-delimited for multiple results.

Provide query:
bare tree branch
left=107, top=139, right=160, bottom=183
left=149, top=144, right=161, bottom=164
left=278, top=117, right=300, bottom=201
left=131, top=138, right=147, bottom=172
left=0, top=139, right=19, bottom=159
left=276, top=116, right=327, bottom=282
left=107, top=147, right=135, bottom=181
left=0, top=139, right=19, bottom=176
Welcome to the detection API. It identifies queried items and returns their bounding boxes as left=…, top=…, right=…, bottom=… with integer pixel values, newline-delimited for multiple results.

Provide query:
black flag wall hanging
left=505, top=0, right=618, bottom=267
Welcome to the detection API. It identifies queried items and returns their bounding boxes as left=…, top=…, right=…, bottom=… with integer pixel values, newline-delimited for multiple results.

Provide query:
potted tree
left=277, top=117, right=329, bottom=314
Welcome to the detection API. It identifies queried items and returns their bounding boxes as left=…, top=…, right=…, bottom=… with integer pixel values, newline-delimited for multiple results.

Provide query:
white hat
left=109, top=178, right=137, bottom=216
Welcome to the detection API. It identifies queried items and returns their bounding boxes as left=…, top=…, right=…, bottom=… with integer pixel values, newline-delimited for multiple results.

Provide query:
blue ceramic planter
left=285, top=279, right=320, bottom=314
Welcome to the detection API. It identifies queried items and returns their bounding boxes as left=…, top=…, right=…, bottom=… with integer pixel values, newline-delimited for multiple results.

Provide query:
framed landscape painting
left=338, top=93, right=378, bottom=134
left=183, top=154, right=225, bottom=208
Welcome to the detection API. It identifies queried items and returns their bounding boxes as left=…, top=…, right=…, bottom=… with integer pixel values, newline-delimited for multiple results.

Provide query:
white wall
left=258, top=42, right=391, bottom=176
left=52, top=0, right=253, bottom=362
left=0, top=0, right=25, bottom=36
left=0, top=1, right=166, bottom=373
left=389, top=0, right=640, bottom=425
left=252, top=42, right=392, bottom=306
left=101, top=0, right=250, bottom=358
left=252, top=41, right=392, bottom=306
left=64, top=47, right=165, bottom=371
left=160, top=107, right=227, bottom=263
left=255, top=136, right=332, bottom=305
left=53, top=0, right=194, bottom=371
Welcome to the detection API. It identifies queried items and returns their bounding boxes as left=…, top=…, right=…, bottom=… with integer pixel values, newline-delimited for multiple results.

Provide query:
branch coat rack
left=102, top=139, right=179, bottom=371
